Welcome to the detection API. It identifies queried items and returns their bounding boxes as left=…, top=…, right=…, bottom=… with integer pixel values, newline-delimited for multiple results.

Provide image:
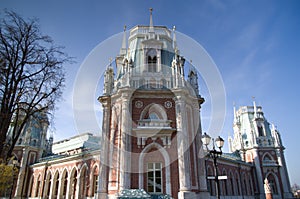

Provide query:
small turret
left=103, top=59, right=115, bottom=96
left=188, top=61, right=199, bottom=95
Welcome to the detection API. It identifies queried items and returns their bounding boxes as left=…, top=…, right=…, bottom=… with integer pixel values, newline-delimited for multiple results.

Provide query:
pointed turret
left=149, top=8, right=154, bottom=33
left=188, top=60, right=200, bottom=95
left=120, top=25, right=127, bottom=56
left=253, top=97, right=258, bottom=119
left=103, top=58, right=115, bottom=95
left=172, top=26, right=177, bottom=50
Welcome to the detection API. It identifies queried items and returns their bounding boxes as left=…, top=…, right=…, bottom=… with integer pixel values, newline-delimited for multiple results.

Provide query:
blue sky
left=1, top=0, right=300, bottom=185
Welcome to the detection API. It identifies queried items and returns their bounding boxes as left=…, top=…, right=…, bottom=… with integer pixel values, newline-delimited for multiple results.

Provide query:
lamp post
left=202, top=132, right=224, bottom=199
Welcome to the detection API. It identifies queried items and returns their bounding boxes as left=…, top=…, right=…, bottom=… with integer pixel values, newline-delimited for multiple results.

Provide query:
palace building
left=7, top=11, right=293, bottom=199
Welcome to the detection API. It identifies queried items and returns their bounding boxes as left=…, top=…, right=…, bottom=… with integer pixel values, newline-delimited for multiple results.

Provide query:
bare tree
left=0, top=11, right=71, bottom=161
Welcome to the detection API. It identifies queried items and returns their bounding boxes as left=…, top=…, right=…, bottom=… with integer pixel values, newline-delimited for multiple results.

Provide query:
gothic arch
left=60, top=168, right=69, bottom=197
left=35, top=174, right=42, bottom=197
left=69, top=167, right=78, bottom=199
left=234, top=171, right=241, bottom=195
left=266, top=172, right=281, bottom=197
left=28, top=175, right=34, bottom=197
left=52, top=170, right=60, bottom=198
left=43, top=171, right=52, bottom=198
left=228, top=170, right=235, bottom=195
left=140, top=103, right=167, bottom=121
left=262, top=152, right=274, bottom=162
left=138, top=142, right=171, bottom=195
left=78, top=164, right=88, bottom=198
left=90, top=164, right=99, bottom=197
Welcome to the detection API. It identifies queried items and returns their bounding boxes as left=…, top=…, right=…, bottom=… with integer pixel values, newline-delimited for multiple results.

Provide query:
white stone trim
left=138, top=142, right=171, bottom=195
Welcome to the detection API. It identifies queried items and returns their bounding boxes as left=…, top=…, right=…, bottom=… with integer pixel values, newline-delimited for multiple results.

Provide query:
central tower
left=98, top=10, right=207, bottom=199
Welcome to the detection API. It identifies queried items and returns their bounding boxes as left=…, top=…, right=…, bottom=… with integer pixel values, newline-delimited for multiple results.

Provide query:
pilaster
left=174, top=94, right=192, bottom=193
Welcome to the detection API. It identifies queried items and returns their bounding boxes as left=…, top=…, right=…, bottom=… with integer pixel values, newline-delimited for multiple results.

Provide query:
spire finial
left=172, top=25, right=177, bottom=50
left=120, top=25, right=127, bottom=55
left=233, top=102, right=237, bottom=124
left=252, top=96, right=257, bottom=118
left=109, top=57, right=113, bottom=66
left=149, top=8, right=154, bottom=33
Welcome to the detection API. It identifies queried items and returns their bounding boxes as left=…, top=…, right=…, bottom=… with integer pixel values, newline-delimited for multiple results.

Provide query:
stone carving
left=164, top=101, right=172, bottom=109
left=135, top=100, right=143, bottom=108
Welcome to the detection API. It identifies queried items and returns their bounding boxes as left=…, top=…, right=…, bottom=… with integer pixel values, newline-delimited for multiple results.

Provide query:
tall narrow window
left=93, top=174, right=98, bottom=194
left=62, top=172, right=68, bottom=196
left=269, top=177, right=278, bottom=194
left=258, top=126, right=264, bottom=136
left=147, top=49, right=157, bottom=72
left=147, top=163, right=162, bottom=193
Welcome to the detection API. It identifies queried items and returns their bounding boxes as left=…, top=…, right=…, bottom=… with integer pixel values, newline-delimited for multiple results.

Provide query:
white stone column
left=174, top=96, right=192, bottom=197
left=119, top=93, right=131, bottom=190
left=97, top=96, right=111, bottom=199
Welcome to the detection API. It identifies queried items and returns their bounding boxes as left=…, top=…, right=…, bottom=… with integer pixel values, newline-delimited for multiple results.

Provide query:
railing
left=137, top=120, right=172, bottom=128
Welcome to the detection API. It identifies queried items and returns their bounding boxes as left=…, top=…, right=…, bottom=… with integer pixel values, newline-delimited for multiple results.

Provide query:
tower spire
left=252, top=96, right=257, bottom=118
left=172, top=26, right=177, bottom=50
left=120, top=25, right=127, bottom=55
left=233, top=102, right=237, bottom=124
left=149, top=8, right=154, bottom=34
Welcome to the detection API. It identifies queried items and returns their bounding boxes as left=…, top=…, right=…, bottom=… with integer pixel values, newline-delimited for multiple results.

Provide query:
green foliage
left=0, top=159, right=19, bottom=197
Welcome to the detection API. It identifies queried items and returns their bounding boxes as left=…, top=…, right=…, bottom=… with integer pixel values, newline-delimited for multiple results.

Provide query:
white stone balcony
left=137, top=119, right=172, bottom=128
left=133, top=119, right=176, bottom=148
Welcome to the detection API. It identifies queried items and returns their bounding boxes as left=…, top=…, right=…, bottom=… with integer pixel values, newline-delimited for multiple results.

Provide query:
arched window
left=35, top=174, right=41, bottom=197
left=268, top=174, right=278, bottom=195
left=147, top=49, right=157, bottom=72
left=62, top=170, right=68, bottom=196
left=235, top=172, right=240, bottom=195
left=140, top=104, right=167, bottom=121
left=79, top=166, right=88, bottom=198
left=258, top=126, right=264, bottom=136
left=228, top=171, right=234, bottom=195
left=70, top=169, right=78, bottom=199
left=147, top=162, right=162, bottom=193
left=53, top=172, right=59, bottom=197
left=44, top=172, right=52, bottom=198
left=91, top=166, right=99, bottom=196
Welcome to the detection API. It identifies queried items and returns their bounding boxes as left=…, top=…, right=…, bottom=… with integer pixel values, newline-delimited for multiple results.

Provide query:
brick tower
left=98, top=10, right=208, bottom=199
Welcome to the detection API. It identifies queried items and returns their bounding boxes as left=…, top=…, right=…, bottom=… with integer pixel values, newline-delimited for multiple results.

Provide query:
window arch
left=91, top=165, right=99, bottom=197
left=35, top=174, right=42, bottom=197
left=140, top=103, right=167, bottom=121
left=69, top=167, right=78, bottom=198
left=44, top=172, right=52, bottom=198
left=147, top=49, right=157, bottom=72
left=138, top=142, right=171, bottom=195
left=258, top=125, right=264, bottom=136
left=61, top=169, right=68, bottom=197
left=235, top=171, right=240, bottom=195
left=266, top=173, right=279, bottom=195
left=53, top=171, right=59, bottom=198
left=79, top=165, right=88, bottom=198
left=228, top=171, right=234, bottom=196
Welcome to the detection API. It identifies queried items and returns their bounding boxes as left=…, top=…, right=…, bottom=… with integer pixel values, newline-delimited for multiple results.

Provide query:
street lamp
left=202, top=132, right=224, bottom=199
